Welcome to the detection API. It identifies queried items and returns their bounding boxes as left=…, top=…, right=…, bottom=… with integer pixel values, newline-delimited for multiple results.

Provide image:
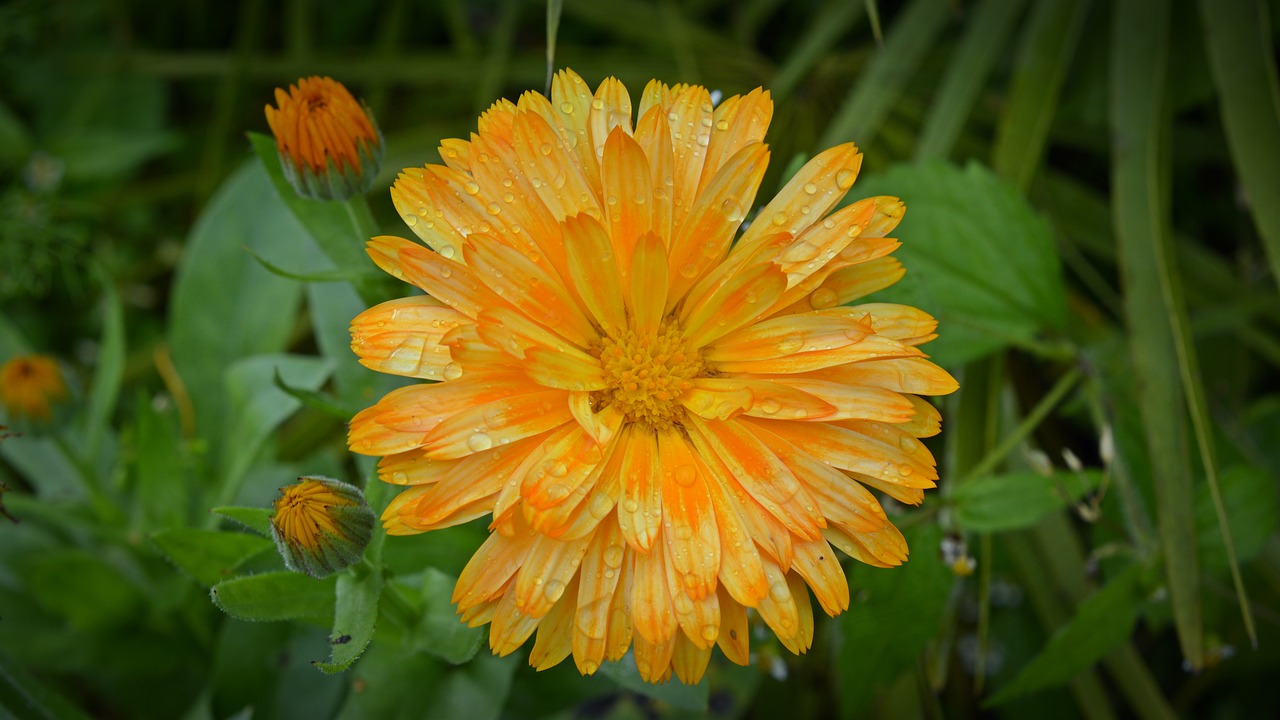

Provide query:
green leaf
left=168, top=160, right=317, bottom=464
left=152, top=528, right=273, bottom=587
left=991, top=0, right=1090, bottom=190
left=244, top=246, right=379, bottom=284
left=82, top=266, right=125, bottom=459
left=851, top=161, right=1068, bottom=365
left=916, top=0, right=1028, bottom=160
left=819, top=0, right=952, bottom=148
left=598, top=655, right=709, bottom=711
left=1196, top=465, right=1280, bottom=572
left=987, top=565, right=1145, bottom=705
left=1110, top=0, right=1203, bottom=668
left=1198, top=0, right=1280, bottom=284
left=952, top=470, right=1104, bottom=533
left=407, top=569, right=483, bottom=665
left=273, top=367, right=356, bottom=421
left=0, top=648, right=94, bottom=720
left=132, top=391, right=192, bottom=530
left=837, top=523, right=952, bottom=718
left=212, top=506, right=274, bottom=537
left=215, top=354, right=334, bottom=508
left=314, top=564, right=383, bottom=673
left=12, top=549, right=143, bottom=631
left=211, top=571, right=337, bottom=623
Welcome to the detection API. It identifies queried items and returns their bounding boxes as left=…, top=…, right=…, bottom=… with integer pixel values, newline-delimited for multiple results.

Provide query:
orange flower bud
left=270, top=476, right=375, bottom=578
left=0, top=354, right=69, bottom=428
left=264, top=76, right=383, bottom=201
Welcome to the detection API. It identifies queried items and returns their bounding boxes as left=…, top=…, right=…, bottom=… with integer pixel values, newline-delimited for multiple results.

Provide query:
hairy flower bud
left=270, top=476, right=375, bottom=578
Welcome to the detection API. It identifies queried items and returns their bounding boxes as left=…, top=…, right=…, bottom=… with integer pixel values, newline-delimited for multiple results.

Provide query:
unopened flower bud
left=0, top=354, right=69, bottom=429
left=264, top=77, right=384, bottom=201
left=270, top=476, right=375, bottom=578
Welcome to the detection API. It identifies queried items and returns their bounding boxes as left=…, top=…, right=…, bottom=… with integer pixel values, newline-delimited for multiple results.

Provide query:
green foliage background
left=2, top=0, right=1279, bottom=717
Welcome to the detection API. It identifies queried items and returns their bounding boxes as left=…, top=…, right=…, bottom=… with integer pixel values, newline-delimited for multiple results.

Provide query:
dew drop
left=803, top=182, right=818, bottom=195
left=440, top=266, right=453, bottom=278
left=770, top=581, right=790, bottom=602
left=810, top=287, right=838, bottom=309
left=486, top=202, right=501, bottom=215
left=404, top=214, right=419, bottom=227
left=440, top=245, right=457, bottom=259
left=443, top=362, right=464, bottom=380
left=467, top=432, right=493, bottom=452
left=544, top=579, right=567, bottom=602
left=622, top=498, right=639, bottom=513
left=560, top=102, right=575, bottom=114
left=464, top=182, right=480, bottom=195
left=701, top=624, right=718, bottom=642
left=771, top=212, right=788, bottom=226
left=720, top=198, right=744, bottom=221
left=695, top=133, right=710, bottom=147
left=776, top=335, right=804, bottom=354
left=679, top=262, right=699, bottom=279
left=835, top=168, right=856, bottom=190
left=759, top=398, right=782, bottom=415
left=603, top=544, right=625, bottom=569
left=591, top=98, right=605, bottom=110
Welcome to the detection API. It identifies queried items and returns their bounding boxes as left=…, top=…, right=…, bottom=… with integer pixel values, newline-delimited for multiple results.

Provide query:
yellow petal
left=512, top=107, right=602, bottom=223
left=589, top=77, right=634, bottom=165
left=665, top=85, right=714, bottom=232
left=572, top=516, right=626, bottom=674
left=800, top=357, right=959, bottom=397
left=350, top=297, right=466, bottom=380
left=438, top=137, right=471, bottom=173
left=631, top=535, right=678, bottom=645
left=422, top=388, right=573, bottom=460
left=629, top=230, right=669, bottom=335
left=671, top=633, right=714, bottom=685
left=699, top=87, right=773, bottom=195
left=754, top=555, right=800, bottom=642
left=716, top=587, right=751, bottom=665
left=561, top=214, right=627, bottom=334
left=633, top=630, right=675, bottom=684
left=600, top=128, right=653, bottom=281
left=514, top=531, right=593, bottom=619
left=735, top=143, right=862, bottom=260
left=633, top=105, right=675, bottom=248
left=617, top=427, right=662, bottom=553
left=548, top=69, right=602, bottom=196
left=568, top=391, right=626, bottom=447
left=366, top=235, right=505, bottom=320
left=454, top=527, right=531, bottom=611
left=523, top=345, right=609, bottom=391
left=680, top=254, right=788, bottom=350
left=657, top=430, right=720, bottom=602
left=680, top=377, right=754, bottom=421
left=790, top=539, right=850, bottom=616
left=529, top=575, right=578, bottom=670
left=758, top=417, right=937, bottom=489
left=776, top=572, right=815, bottom=655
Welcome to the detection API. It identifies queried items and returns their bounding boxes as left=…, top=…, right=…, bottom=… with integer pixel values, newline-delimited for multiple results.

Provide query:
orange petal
left=629, top=230, right=669, bottom=335
left=713, top=334, right=924, bottom=375
left=756, top=378, right=917, bottom=423
left=562, top=214, right=627, bottom=334
left=777, top=572, right=815, bottom=655
left=775, top=194, right=879, bottom=288
left=466, top=131, right=566, bottom=275
left=377, top=448, right=458, bottom=485
left=899, top=395, right=943, bottom=437
left=366, top=235, right=506, bottom=320
left=735, top=378, right=838, bottom=421
left=685, top=416, right=824, bottom=542
left=512, top=107, right=602, bottom=224
left=489, top=582, right=542, bottom=655
left=476, top=305, right=594, bottom=359
left=349, top=374, right=525, bottom=456
left=633, top=105, right=675, bottom=247
left=529, top=575, right=577, bottom=670
left=680, top=377, right=754, bottom=421
left=754, top=418, right=937, bottom=489
left=589, top=77, right=634, bottom=165
left=463, top=237, right=598, bottom=348
left=681, top=256, right=789, bottom=350
left=823, top=520, right=909, bottom=568
left=791, top=539, right=850, bottom=617
left=699, top=87, right=773, bottom=195
left=755, top=555, right=800, bottom=642
left=631, top=535, right=678, bottom=644
left=665, top=143, right=770, bottom=309
left=524, top=345, right=609, bottom=391
left=715, top=587, right=751, bottom=665
left=454, top=527, right=531, bottom=610
left=398, top=433, right=544, bottom=527
left=800, top=357, right=959, bottom=396
left=350, top=297, right=467, bottom=380
left=604, top=565, right=634, bottom=661
left=600, top=129, right=653, bottom=280
left=817, top=256, right=906, bottom=306
left=698, top=441, right=793, bottom=569
left=665, top=85, right=714, bottom=232
left=703, top=310, right=871, bottom=363
left=548, top=69, right=601, bottom=196
left=389, top=170, right=469, bottom=258
left=438, top=137, right=471, bottom=173
left=514, top=531, right=593, bottom=619
left=633, top=630, right=675, bottom=684
left=617, top=427, right=663, bottom=553
left=520, top=427, right=607, bottom=511
left=664, top=552, right=720, bottom=650
left=568, top=391, right=625, bottom=447
left=657, top=430, right=720, bottom=601
left=572, top=516, right=627, bottom=674
left=422, top=388, right=573, bottom=460
left=735, top=143, right=863, bottom=260
left=671, top=633, right=714, bottom=685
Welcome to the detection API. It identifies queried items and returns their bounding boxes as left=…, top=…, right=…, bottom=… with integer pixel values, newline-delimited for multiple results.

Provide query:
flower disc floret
left=594, top=321, right=705, bottom=430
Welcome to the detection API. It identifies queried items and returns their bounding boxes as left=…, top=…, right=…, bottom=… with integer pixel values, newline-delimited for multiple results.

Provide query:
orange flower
left=265, top=76, right=383, bottom=200
left=349, top=70, right=958, bottom=684
left=0, top=354, right=68, bottom=425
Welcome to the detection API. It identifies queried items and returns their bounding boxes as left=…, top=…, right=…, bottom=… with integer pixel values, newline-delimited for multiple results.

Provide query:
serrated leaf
left=851, top=161, right=1068, bottom=365
left=314, top=565, right=383, bottom=674
left=952, top=470, right=1104, bottom=534
left=987, top=565, right=1144, bottom=705
left=152, top=528, right=273, bottom=587
left=211, top=572, right=336, bottom=623
left=837, top=523, right=952, bottom=718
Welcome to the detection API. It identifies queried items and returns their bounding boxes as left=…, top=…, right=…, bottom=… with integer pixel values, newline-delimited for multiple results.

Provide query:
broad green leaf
left=12, top=549, right=143, bottom=631
left=338, top=641, right=516, bottom=720
left=407, top=569, right=483, bottom=665
left=132, top=392, right=192, bottom=530
left=314, top=564, right=383, bottom=674
left=987, top=565, right=1145, bottom=705
left=1196, top=465, right=1280, bottom=572
left=211, top=571, right=337, bottom=623
left=916, top=0, right=1027, bottom=161
left=1198, top=0, right=1280, bottom=284
left=852, top=161, right=1068, bottom=365
left=212, top=506, right=273, bottom=537
left=952, top=470, right=1104, bottom=534
left=215, top=353, right=334, bottom=507
left=837, top=523, right=952, bottom=718
left=991, top=0, right=1090, bottom=190
left=152, top=528, right=273, bottom=587
left=168, top=160, right=315, bottom=461
left=819, top=0, right=952, bottom=149
left=1110, top=0, right=1203, bottom=668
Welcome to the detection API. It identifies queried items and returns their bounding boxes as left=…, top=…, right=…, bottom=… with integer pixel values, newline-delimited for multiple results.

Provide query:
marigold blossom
left=265, top=76, right=384, bottom=200
left=349, top=69, right=958, bottom=684
left=271, top=476, right=375, bottom=578
left=0, top=354, right=68, bottom=425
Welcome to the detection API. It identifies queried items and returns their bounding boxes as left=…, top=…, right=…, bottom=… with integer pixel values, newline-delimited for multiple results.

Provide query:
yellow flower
left=271, top=476, right=375, bottom=578
left=349, top=70, right=958, bottom=684
left=0, top=354, right=68, bottom=425
left=264, top=76, right=383, bottom=201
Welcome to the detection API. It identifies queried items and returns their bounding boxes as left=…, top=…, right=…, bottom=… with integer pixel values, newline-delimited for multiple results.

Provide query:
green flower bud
left=270, top=476, right=375, bottom=578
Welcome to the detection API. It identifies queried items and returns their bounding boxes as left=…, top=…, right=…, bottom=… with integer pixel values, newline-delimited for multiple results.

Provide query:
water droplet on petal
left=467, top=432, right=493, bottom=452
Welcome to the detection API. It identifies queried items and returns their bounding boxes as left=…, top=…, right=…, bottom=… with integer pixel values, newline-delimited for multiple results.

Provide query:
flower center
left=593, top=320, right=704, bottom=430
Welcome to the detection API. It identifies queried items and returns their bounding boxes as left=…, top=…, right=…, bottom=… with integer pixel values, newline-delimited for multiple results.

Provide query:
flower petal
left=801, top=357, right=959, bottom=396
left=572, top=516, right=626, bottom=674
left=735, top=143, right=863, bottom=260
left=399, top=433, right=544, bottom=527
left=791, top=539, right=850, bottom=616
left=530, top=575, right=578, bottom=670
left=703, top=457, right=769, bottom=605
left=524, top=346, right=609, bottom=391
left=699, top=87, right=772, bottom=195
left=589, top=77, right=634, bottom=166
left=777, top=572, right=815, bottom=655
left=600, top=129, right=653, bottom=281
left=633, top=105, right=675, bottom=247
left=671, top=633, right=714, bottom=685
left=548, top=69, right=601, bottom=196
left=422, top=388, right=573, bottom=460
left=512, top=106, right=603, bottom=224
left=514, top=531, right=593, bottom=619
left=665, top=85, right=715, bottom=232
left=454, top=525, right=532, bottom=610
left=680, top=255, right=789, bottom=350
left=657, top=430, right=720, bottom=601
left=704, top=310, right=872, bottom=363
left=562, top=214, right=627, bottom=334
left=350, top=297, right=467, bottom=380
left=715, top=587, right=750, bottom=665
left=757, top=379, right=917, bottom=423
left=366, top=235, right=505, bottom=320
left=520, top=427, right=606, bottom=511
left=629, top=230, right=669, bottom=335
left=754, top=555, right=800, bottom=642
left=631, top=536, right=678, bottom=645
left=617, top=427, right=662, bottom=553
left=754, top=418, right=937, bottom=489
left=680, top=377, right=754, bottom=421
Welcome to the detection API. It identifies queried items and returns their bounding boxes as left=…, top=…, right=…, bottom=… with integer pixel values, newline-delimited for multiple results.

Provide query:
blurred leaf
left=987, top=565, right=1144, bottom=705
left=339, top=642, right=516, bottom=720
left=0, top=648, right=93, bottom=720
left=244, top=246, right=378, bottom=284
left=0, top=99, right=31, bottom=169
left=153, top=528, right=273, bottom=587
left=52, top=129, right=180, bottom=183
left=953, top=470, right=1104, bottom=533
left=429, top=652, right=518, bottom=720
left=406, top=569, right=483, bottom=665
left=1196, top=465, right=1280, bottom=571
left=211, top=571, right=336, bottom=623
left=12, top=549, right=142, bottom=631
left=991, top=0, right=1090, bottom=190
left=212, top=506, right=273, bottom=537
left=168, top=161, right=315, bottom=461
left=1198, top=0, right=1280, bottom=283
left=820, top=0, right=952, bottom=148
left=216, top=353, right=334, bottom=507
left=273, top=367, right=355, bottom=421
left=852, top=161, right=1068, bottom=364
left=837, top=523, right=952, bottom=718
left=916, top=0, right=1027, bottom=160
left=598, top=655, right=709, bottom=711
left=82, top=268, right=124, bottom=458
left=770, top=1, right=864, bottom=102
left=1110, top=0, right=1203, bottom=668
left=314, top=564, right=383, bottom=674
left=132, top=391, right=191, bottom=530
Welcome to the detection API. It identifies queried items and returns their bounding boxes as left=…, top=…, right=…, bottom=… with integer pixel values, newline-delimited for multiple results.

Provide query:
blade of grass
left=474, top=0, right=521, bottom=115
left=819, top=0, right=952, bottom=149
left=1198, top=0, right=1280, bottom=285
left=864, top=0, right=884, bottom=45
left=545, top=0, right=564, bottom=95
left=196, top=0, right=264, bottom=202
left=1110, top=0, right=1204, bottom=669
left=916, top=0, right=1026, bottom=161
left=769, top=1, right=865, bottom=103
left=991, top=0, right=1090, bottom=191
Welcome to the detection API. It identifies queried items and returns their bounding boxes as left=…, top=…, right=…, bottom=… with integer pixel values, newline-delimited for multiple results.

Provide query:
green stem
left=961, top=366, right=1082, bottom=484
